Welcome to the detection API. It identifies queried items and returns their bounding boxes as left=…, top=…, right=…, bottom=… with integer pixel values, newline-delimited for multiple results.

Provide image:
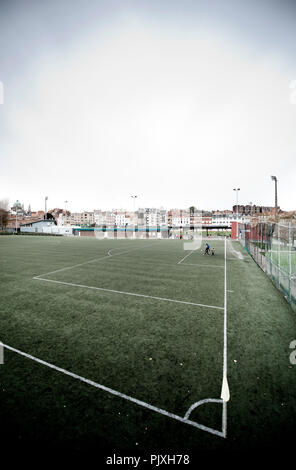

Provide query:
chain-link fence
left=239, top=221, right=296, bottom=312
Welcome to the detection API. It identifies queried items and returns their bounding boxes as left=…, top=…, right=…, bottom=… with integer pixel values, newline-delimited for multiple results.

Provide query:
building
left=202, top=215, right=212, bottom=225
left=114, top=210, right=129, bottom=227
left=233, top=204, right=277, bottom=215
left=212, top=212, right=243, bottom=226
left=20, top=219, right=56, bottom=233
left=137, top=208, right=164, bottom=227
left=58, top=211, right=95, bottom=226
left=20, top=219, right=73, bottom=235
left=7, top=211, right=46, bottom=230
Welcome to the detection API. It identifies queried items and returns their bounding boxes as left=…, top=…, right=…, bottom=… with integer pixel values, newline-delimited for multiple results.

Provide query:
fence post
left=269, top=225, right=272, bottom=274
left=261, top=224, right=264, bottom=269
left=277, top=223, right=280, bottom=289
left=289, top=222, right=292, bottom=302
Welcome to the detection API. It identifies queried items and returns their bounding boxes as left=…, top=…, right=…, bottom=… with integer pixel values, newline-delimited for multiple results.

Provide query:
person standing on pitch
left=204, top=242, right=210, bottom=255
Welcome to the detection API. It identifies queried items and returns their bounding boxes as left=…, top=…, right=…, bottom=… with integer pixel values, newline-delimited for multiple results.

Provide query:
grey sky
left=1, top=0, right=295, bottom=212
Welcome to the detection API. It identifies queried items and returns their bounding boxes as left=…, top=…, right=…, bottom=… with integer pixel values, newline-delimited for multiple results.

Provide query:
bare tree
left=0, top=199, right=9, bottom=229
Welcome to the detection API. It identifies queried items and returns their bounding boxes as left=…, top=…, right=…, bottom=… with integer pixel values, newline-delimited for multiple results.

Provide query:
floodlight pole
left=131, top=195, right=137, bottom=224
left=131, top=195, right=137, bottom=212
left=64, top=200, right=68, bottom=225
left=271, top=176, right=278, bottom=221
left=233, top=188, right=240, bottom=239
left=12, top=200, right=20, bottom=233
left=44, top=196, right=48, bottom=220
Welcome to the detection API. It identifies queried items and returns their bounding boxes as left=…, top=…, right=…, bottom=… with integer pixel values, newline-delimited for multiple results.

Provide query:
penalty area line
left=178, top=250, right=195, bottom=265
left=33, top=277, right=224, bottom=311
left=2, top=343, right=225, bottom=438
left=34, top=244, right=152, bottom=279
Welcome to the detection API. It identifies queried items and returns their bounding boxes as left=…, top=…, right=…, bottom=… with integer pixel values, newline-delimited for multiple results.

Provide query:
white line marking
left=178, top=250, right=194, bottom=264
left=222, top=401, right=227, bottom=439
left=178, top=263, right=224, bottom=268
left=35, top=245, right=149, bottom=278
left=184, top=398, right=223, bottom=420
left=33, top=277, right=224, bottom=311
left=221, top=237, right=229, bottom=437
left=108, top=247, right=126, bottom=256
left=0, top=342, right=3, bottom=364
left=2, top=343, right=225, bottom=438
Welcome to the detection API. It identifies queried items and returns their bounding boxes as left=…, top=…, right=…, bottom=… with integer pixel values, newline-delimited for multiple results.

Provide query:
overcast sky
left=0, top=0, right=295, bottom=213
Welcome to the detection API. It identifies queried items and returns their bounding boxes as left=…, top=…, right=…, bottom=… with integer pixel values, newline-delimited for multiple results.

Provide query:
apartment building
left=233, top=204, right=276, bottom=215
left=94, top=210, right=135, bottom=227
left=114, top=210, right=130, bottom=226
left=202, top=215, right=212, bottom=225
left=58, top=211, right=95, bottom=226
left=137, top=208, right=160, bottom=227
left=170, top=209, right=190, bottom=227
left=55, top=207, right=251, bottom=229
left=212, top=212, right=247, bottom=226
left=94, top=210, right=116, bottom=226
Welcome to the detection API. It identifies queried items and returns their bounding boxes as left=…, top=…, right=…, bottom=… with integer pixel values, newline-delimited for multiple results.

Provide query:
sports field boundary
left=1, top=343, right=226, bottom=438
left=27, top=238, right=229, bottom=437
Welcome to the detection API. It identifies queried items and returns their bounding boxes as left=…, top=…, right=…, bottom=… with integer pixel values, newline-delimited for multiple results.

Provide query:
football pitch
left=0, top=235, right=296, bottom=459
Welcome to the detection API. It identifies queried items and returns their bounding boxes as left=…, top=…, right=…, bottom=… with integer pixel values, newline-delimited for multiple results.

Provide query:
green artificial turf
left=266, top=250, right=296, bottom=275
left=0, top=235, right=296, bottom=462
